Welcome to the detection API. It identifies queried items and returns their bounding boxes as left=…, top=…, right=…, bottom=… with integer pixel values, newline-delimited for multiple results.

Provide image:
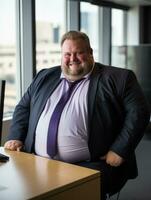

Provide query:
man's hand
left=100, top=150, right=124, bottom=167
left=4, top=140, right=23, bottom=151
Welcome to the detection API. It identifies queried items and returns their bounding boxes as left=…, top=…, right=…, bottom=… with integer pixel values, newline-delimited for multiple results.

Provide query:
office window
left=0, top=0, right=17, bottom=118
left=80, top=2, right=99, bottom=61
left=111, top=9, right=127, bottom=68
left=35, top=0, right=66, bottom=72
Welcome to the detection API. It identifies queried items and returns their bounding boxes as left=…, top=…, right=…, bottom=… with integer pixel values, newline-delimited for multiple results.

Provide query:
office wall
left=127, top=45, right=151, bottom=109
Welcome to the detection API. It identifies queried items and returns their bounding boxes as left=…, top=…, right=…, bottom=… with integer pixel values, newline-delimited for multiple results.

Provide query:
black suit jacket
left=8, top=62, right=150, bottom=179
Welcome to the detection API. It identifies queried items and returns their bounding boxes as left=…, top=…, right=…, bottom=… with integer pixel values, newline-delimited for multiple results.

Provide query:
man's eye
left=64, top=53, right=70, bottom=57
left=77, top=52, right=85, bottom=56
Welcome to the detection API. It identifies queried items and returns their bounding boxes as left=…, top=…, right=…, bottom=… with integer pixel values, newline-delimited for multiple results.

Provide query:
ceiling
left=104, top=0, right=151, bottom=6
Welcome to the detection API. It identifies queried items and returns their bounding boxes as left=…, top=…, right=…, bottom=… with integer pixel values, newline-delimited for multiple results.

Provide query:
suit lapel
left=87, top=63, right=104, bottom=131
left=31, top=69, right=61, bottom=140
left=37, top=71, right=61, bottom=119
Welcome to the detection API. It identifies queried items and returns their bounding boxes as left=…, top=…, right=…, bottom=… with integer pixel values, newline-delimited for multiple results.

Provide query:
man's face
left=61, top=39, right=94, bottom=81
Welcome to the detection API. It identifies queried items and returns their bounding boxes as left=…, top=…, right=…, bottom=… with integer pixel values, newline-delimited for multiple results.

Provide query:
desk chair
left=0, top=80, right=6, bottom=145
left=106, top=177, right=127, bottom=200
left=106, top=192, right=120, bottom=200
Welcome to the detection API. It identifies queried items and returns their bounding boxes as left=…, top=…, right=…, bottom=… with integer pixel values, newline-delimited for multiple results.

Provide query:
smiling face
left=61, top=39, right=94, bottom=81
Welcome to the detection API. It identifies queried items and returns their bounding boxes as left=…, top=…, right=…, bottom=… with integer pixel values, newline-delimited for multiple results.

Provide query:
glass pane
left=111, top=9, right=126, bottom=68
left=112, top=9, right=124, bottom=46
left=80, top=2, right=99, bottom=61
left=0, top=0, right=17, bottom=118
left=35, top=0, right=66, bottom=72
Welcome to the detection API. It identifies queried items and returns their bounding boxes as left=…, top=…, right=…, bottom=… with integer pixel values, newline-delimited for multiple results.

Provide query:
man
left=4, top=31, right=150, bottom=199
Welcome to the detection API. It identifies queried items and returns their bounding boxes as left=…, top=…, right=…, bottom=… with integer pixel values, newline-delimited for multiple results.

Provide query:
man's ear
left=90, top=48, right=93, bottom=56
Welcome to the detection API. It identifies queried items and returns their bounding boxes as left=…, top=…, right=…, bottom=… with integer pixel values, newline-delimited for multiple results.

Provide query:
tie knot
left=67, top=78, right=84, bottom=88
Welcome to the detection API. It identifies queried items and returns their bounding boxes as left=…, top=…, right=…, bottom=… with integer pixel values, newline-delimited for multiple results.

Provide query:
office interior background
left=0, top=0, right=151, bottom=199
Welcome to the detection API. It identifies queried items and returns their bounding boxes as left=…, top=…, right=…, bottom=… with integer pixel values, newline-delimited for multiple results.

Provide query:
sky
left=36, top=0, right=64, bottom=22
left=0, top=0, right=16, bottom=44
left=0, top=0, right=65, bottom=45
left=0, top=0, right=122, bottom=45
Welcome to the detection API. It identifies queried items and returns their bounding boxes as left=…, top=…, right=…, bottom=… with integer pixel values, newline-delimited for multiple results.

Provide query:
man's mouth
left=69, top=62, right=80, bottom=66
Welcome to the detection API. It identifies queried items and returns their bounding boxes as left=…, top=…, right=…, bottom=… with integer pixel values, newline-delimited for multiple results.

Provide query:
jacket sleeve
left=110, top=70, right=150, bottom=159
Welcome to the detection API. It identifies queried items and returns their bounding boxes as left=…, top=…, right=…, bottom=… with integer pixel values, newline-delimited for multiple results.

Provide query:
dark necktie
left=47, top=78, right=83, bottom=158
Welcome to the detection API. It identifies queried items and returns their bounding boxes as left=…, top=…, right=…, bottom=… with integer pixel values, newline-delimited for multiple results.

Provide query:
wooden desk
left=0, top=147, right=100, bottom=200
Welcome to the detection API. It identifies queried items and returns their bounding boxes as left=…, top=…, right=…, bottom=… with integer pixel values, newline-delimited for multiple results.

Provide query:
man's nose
left=70, top=53, right=78, bottom=61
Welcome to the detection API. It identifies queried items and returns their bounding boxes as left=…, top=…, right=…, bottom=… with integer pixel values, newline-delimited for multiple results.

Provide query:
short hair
left=61, top=30, right=91, bottom=49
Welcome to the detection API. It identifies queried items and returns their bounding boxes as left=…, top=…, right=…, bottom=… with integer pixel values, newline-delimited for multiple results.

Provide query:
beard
left=61, top=61, right=93, bottom=80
